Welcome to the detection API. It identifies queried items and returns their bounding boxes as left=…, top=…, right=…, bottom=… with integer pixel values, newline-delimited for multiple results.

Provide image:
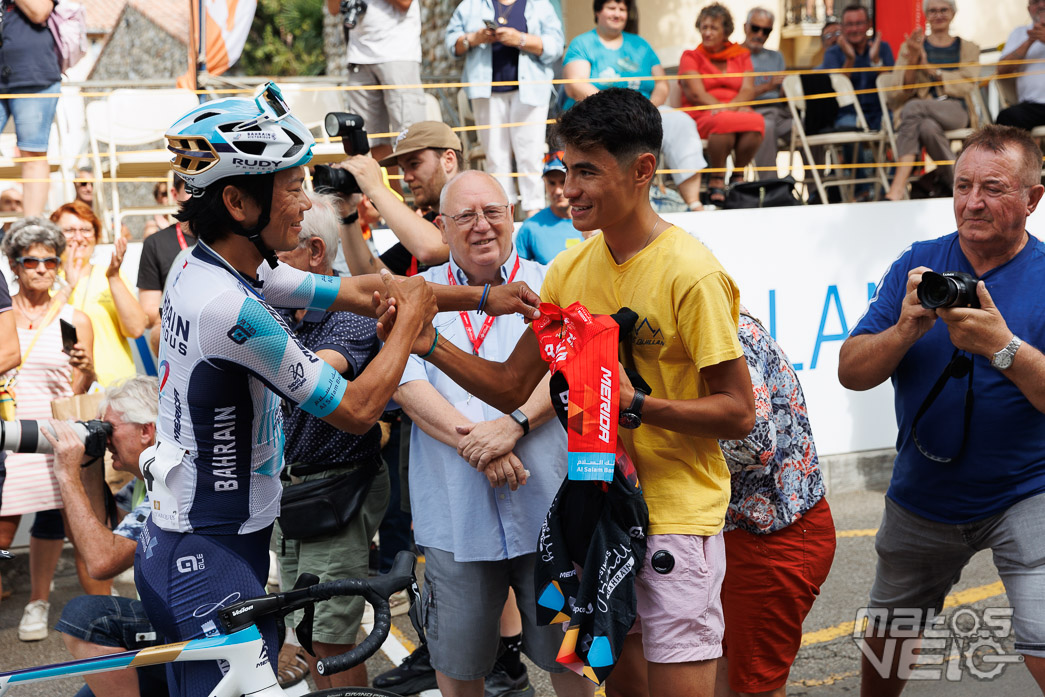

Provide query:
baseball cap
left=378, top=121, right=464, bottom=167
left=542, top=150, right=566, bottom=176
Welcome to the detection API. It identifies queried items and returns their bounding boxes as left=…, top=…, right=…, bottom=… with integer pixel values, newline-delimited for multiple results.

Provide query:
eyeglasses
left=926, top=7, right=952, bottom=14
left=16, top=256, right=60, bottom=270
left=822, top=30, right=842, bottom=40
left=62, top=225, right=95, bottom=238
left=543, top=150, right=565, bottom=164
left=441, top=204, right=510, bottom=229
left=749, top=24, right=772, bottom=36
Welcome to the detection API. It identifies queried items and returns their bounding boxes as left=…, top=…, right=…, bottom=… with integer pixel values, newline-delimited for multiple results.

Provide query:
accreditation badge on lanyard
left=445, top=255, right=521, bottom=355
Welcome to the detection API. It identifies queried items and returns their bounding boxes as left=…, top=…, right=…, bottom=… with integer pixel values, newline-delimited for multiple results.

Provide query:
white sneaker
left=18, top=600, right=49, bottom=642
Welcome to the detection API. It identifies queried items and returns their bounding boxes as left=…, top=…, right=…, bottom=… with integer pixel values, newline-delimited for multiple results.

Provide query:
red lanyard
left=175, top=223, right=188, bottom=250
left=446, top=255, right=520, bottom=355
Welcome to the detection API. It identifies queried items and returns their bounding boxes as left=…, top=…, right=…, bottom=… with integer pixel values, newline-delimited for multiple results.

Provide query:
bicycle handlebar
left=218, top=550, right=417, bottom=677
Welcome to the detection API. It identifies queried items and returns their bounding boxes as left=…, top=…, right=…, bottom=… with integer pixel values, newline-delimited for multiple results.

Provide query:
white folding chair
left=85, top=88, right=199, bottom=237
left=784, top=72, right=890, bottom=202
left=280, top=83, right=351, bottom=165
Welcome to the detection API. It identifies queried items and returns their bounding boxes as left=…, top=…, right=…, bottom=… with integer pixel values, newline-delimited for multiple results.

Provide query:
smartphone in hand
left=60, top=319, right=78, bottom=356
left=483, top=18, right=498, bottom=30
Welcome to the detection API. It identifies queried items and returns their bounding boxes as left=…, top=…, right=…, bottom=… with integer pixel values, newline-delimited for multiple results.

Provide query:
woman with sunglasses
left=142, top=181, right=174, bottom=239
left=0, top=218, right=97, bottom=641
left=680, top=2, right=766, bottom=206
left=49, top=201, right=146, bottom=388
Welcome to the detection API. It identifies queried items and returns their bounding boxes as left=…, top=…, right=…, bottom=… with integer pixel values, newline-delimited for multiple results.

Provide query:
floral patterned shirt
left=719, top=312, right=825, bottom=534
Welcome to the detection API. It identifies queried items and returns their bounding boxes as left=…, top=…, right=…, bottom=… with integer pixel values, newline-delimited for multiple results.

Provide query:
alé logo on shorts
left=633, top=317, right=664, bottom=347
left=854, top=607, right=1024, bottom=681
left=176, top=554, right=206, bottom=574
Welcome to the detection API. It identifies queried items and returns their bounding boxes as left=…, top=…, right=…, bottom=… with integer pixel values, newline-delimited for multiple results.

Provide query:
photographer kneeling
left=44, top=376, right=167, bottom=697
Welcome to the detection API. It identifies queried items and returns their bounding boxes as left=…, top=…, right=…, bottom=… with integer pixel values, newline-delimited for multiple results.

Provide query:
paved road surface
left=0, top=490, right=1037, bottom=696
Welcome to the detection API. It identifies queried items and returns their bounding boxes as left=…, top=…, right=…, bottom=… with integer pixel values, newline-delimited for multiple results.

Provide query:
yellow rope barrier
left=1, top=60, right=1041, bottom=184
left=0, top=57, right=1038, bottom=99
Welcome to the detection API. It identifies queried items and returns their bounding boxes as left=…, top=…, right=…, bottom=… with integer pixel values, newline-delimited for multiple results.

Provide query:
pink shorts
left=628, top=533, right=726, bottom=663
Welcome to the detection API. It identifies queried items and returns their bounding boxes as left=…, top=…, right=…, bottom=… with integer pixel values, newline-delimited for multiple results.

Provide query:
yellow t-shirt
left=68, top=264, right=136, bottom=387
left=541, top=225, right=743, bottom=536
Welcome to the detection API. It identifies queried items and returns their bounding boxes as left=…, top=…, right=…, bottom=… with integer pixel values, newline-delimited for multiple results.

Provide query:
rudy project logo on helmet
left=165, top=81, right=315, bottom=190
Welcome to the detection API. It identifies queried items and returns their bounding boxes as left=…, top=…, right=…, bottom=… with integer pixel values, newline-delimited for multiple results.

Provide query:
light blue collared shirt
left=445, top=0, right=565, bottom=107
left=399, top=249, right=565, bottom=562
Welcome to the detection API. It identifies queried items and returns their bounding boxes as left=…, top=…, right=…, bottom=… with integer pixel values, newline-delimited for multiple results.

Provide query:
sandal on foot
left=276, top=644, right=310, bottom=688
left=707, top=186, right=726, bottom=206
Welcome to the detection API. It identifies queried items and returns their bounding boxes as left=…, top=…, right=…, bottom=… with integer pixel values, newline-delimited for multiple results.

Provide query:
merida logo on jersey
left=598, top=366, right=612, bottom=444
left=161, top=297, right=191, bottom=356
left=173, top=388, right=183, bottom=440
left=212, top=406, right=238, bottom=491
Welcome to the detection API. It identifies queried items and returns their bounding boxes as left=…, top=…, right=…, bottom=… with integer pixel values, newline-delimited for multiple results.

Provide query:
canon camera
left=312, top=113, right=369, bottom=197
left=0, top=419, right=112, bottom=459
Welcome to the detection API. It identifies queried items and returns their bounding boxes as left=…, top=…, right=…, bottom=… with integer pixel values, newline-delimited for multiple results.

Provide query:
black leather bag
left=278, top=459, right=380, bottom=540
left=723, top=176, right=802, bottom=209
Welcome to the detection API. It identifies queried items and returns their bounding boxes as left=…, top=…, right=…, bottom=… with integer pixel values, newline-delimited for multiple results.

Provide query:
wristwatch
left=619, top=390, right=646, bottom=430
left=509, top=409, right=529, bottom=436
left=991, top=335, right=1022, bottom=371
left=461, top=35, right=471, bottom=53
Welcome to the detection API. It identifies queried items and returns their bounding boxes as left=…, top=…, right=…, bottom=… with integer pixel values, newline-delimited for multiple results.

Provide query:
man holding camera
left=338, top=121, right=461, bottom=276
left=838, top=125, right=1045, bottom=695
left=325, top=0, right=427, bottom=172
left=42, top=376, right=167, bottom=697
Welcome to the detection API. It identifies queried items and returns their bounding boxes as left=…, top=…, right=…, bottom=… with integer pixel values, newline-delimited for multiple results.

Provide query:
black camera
left=312, top=113, right=369, bottom=197
left=917, top=271, right=980, bottom=310
left=340, top=0, right=368, bottom=30
left=0, top=419, right=113, bottom=459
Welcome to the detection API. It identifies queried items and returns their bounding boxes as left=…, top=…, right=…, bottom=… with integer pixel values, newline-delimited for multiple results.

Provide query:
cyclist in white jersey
left=135, top=83, right=541, bottom=697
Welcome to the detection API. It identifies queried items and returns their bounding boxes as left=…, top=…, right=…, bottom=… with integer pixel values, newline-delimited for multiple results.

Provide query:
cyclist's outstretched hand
left=484, top=282, right=541, bottom=321
left=379, top=270, right=436, bottom=330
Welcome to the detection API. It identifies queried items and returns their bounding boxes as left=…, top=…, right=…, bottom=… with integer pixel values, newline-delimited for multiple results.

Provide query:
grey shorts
left=422, top=547, right=567, bottom=680
left=275, top=462, right=390, bottom=645
left=347, top=61, right=427, bottom=144
left=869, top=492, right=1045, bottom=656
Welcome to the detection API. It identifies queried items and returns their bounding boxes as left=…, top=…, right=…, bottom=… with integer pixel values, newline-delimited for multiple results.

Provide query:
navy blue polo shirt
left=279, top=300, right=382, bottom=469
left=852, top=231, right=1045, bottom=524
left=1, top=2, right=60, bottom=89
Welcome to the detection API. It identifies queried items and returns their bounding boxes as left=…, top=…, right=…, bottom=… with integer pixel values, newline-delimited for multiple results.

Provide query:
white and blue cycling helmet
left=166, top=82, right=315, bottom=266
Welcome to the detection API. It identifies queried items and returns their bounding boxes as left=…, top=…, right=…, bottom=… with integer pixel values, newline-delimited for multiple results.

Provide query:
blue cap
left=543, top=154, right=566, bottom=176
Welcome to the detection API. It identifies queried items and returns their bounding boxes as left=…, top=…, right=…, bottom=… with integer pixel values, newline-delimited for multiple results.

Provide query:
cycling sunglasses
left=234, top=82, right=292, bottom=132
left=17, top=256, right=60, bottom=270
left=543, top=150, right=565, bottom=164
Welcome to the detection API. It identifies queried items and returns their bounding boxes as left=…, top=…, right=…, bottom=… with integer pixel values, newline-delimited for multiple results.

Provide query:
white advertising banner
left=661, top=198, right=1042, bottom=456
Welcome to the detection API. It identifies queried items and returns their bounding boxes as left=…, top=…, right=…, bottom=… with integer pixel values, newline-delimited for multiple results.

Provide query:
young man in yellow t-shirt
left=416, top=87, right=755, bottom=697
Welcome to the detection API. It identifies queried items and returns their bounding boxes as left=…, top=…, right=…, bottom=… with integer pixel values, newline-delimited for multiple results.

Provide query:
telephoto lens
left=0, top=420, right=112, bottom=458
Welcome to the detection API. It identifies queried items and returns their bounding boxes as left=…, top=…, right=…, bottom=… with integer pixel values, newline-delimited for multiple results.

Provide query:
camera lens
left=918, top=272, right=959, bottom=310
